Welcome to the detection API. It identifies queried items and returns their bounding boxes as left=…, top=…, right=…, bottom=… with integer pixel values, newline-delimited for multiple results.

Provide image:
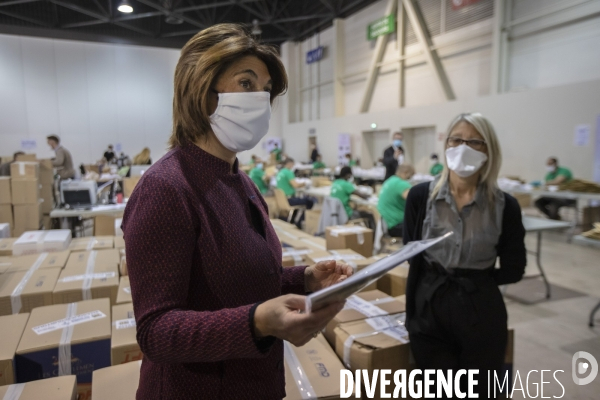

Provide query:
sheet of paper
left=305, top=232, right=453, bottom=313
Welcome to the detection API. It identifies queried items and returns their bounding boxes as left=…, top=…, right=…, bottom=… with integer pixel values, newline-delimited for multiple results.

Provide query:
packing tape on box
left=3, top=383, right=25, bottom=400
left=283, top=341, right=317, bottom=400
left=58, top=302, right=77, bottom=376
left=342, top=294, right=390, bottom=316
left=35, top=231, right=49, bottom=253
left=86, top=238, right=95, bottom=251
left=329, top=226, right=367, bottom=245
left=82, top=250, right=98, bottom=300
left=19, top=162, right=25, bottom=175
left=299, top=238, right=326, bottom=250
left=10, top=253, right=48, bottom=314
left=342, top=314, right=408, bottom=368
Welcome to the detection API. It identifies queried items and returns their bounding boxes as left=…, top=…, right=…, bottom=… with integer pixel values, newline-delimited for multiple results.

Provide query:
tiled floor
left=505, top=228, right=600, bottom=399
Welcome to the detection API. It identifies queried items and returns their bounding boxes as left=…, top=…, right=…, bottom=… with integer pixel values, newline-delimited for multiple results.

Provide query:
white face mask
left=256, top=163, right=263, bottom=170
left=546, top=165, right=556, bottom=172
left=445, top=144, right=488, bottom=178
left=348, top=176, right=354, bottom=183
left=210, top=92, right=271, bottom=153
left=430, top=159, right=438, bottom=165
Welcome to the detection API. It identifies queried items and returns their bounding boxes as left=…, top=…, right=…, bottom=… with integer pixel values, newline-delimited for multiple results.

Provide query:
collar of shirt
left=54, top=145, right=62, bottom=152
left=435, top=178, right=485, bottom=209
left=183, top=142, right=239, bottom=175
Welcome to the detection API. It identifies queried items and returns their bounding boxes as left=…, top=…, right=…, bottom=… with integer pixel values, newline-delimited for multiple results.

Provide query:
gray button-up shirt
left=422, top=178, right=505, bottom=270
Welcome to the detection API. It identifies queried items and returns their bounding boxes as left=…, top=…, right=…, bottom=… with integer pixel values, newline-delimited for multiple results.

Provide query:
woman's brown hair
left=169, top=24, right=288, bottom=148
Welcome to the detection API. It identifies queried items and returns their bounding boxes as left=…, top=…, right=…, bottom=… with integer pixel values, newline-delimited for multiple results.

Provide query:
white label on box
left=60, top=272, right=116, bottom=282
left=329, top=226, right=367, bottom=245
left=115, top=318, right=136, bottom=330
left=281, top=249, right=312, bottom=257
left=32, top=310, right=107, bottom=335
left=343, top=295, right=389, bottom=317
left=124, top=287, right=131, bottom=294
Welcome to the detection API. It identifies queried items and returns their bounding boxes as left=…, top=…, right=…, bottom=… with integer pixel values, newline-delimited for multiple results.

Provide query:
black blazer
left=383, top=146, right=403, bottom=181
left=402, top=182, right=527, bottom=323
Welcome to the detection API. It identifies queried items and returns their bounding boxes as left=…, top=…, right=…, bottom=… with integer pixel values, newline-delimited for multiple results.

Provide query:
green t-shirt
left=331, top=179, right=356, bottom=218
left=377, top=175, right=412, bottom=228
left=545, top=166, right=572, bottom=183
left=276, top=168, right=296, bottom=196
left=430, top=163, right=443, bottom=176
left=271, top=148, right=282, bottom=161
left=348, top=160, right=357, bottom=167
left=249, top=167, right=268, bottom=194
left=313, top=161, right=326, bottom=169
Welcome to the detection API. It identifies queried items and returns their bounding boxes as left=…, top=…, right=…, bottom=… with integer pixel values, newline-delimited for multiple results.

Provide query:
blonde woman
left=403, top=113, right=526, bottom=398
left=132, top=147, right=152, bottom=165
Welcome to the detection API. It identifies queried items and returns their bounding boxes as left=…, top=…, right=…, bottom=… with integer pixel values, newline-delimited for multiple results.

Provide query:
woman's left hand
left=304, top=260, right=354, bottom=293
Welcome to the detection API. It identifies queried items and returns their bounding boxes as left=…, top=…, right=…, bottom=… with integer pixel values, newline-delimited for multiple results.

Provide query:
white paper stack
left=12, top=230, right=72, bottom=255
left=0, top=223, right=9, bottom=238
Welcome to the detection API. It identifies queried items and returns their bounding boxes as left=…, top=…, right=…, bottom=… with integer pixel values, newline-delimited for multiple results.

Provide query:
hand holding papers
left=305, top=232, right=454, bottom=313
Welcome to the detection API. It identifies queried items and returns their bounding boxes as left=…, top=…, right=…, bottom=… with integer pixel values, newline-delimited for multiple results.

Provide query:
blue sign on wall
left=306, top=46, right=325, bottom=64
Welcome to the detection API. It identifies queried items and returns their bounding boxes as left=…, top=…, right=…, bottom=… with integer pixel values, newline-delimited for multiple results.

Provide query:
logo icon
left=572, top=351, right=598, bottom=385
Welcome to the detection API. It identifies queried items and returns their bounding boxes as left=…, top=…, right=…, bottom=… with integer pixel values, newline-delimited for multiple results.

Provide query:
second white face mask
left=445, top=144, right=488, bottom=178
left=210, top=92, right=271, bottom=153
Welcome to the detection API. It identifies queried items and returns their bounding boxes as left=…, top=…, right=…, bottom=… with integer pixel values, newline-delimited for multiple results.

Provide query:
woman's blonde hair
left=431, top=113, right=503, bottom=203
left=133, top=147, right=151, bottom=165
left=169, top=24, right=288, bottom=148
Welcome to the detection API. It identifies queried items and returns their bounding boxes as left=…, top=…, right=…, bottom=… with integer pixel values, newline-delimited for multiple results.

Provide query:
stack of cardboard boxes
left=10, top=161, right=43, bottom=237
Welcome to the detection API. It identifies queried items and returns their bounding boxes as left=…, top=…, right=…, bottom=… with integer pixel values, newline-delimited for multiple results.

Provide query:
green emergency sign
left=367, top=14, right=396, bottom=40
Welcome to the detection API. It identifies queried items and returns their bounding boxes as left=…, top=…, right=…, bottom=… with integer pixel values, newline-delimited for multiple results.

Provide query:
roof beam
left=0, top=0, right=40, bottom=7
left=0, top=9, right=52, bottom=27
left=136, top=0, right=205, bottom=29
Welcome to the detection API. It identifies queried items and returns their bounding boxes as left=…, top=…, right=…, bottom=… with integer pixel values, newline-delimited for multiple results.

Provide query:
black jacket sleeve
left=403, top=182, right=429, bottom=245
left=494, top=193, right=527, bottom=285
left=383, top=147, right=397, bottom=169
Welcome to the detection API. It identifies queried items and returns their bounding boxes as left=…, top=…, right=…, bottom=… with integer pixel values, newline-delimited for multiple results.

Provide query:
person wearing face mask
left=122, top=25, right=351, bottom=400
left=383, top=132, right=405, bottom=181
left=330, top=166, right=369, bottom=219
left=429, top=153, right=443, bottom=176
left=249, top=160, right=269, bottom=195
left=377, top=164, right=415, bottom=237
left=402, top=113, right=526, bottom=398
left=312, top=154, right=326, bottom=170
left=534, top=157, right=575, bottom=220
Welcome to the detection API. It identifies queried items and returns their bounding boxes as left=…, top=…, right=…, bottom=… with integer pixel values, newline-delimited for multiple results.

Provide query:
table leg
left=589, top=300, right=600, bottom=327
left=536, top=231, right=552, bottom=299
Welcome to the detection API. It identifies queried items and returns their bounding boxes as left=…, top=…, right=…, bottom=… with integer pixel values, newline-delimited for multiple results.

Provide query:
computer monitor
left=60, top=180, right=97, bottom=207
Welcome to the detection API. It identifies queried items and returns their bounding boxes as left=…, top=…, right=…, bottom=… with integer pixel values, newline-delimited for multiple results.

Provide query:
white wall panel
left=0, top=35, right=28, bottom=135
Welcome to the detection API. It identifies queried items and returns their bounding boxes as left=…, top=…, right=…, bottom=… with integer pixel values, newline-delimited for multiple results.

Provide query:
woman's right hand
left=253, top=294, right=344, bottom=347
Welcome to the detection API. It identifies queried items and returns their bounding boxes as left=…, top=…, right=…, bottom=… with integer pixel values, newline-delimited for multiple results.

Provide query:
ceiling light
left=251, top=19, right=262, bottom=36
left=118, top=0, right=133, bottom=13
left=371, top=123, right=377, bottom=129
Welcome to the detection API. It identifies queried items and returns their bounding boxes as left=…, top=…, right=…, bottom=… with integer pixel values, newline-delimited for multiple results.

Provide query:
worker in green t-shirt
left=270, top=143, right=282, bottom=162
left=344, top=153, right=357, bottom=167
left=331, top=167, right=370, bottom=219
left=377, top=164, right=415, bottom=237
left=249, top=162, right=269, bottom=195
left=313, top=154, right=326, bottom=170
left=429, top=153, right=443, bottom=176
left=534, top=157, right=575, bottom=220
left=276, top=158, right=314, bottom=227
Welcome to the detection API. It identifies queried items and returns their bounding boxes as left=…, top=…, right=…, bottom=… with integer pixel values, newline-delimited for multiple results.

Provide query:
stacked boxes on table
left=12, top=230, right=72, bottom=255
left=0, top=177, right=12, bottom=233
left=11, top=162, right=43, bottom=237
left=0, top=376, right=77, bottom=400
left=325, top=225, right=374, bottom=257
left=0, top=313, right=30, bottom=385
left=111, top=302, right=142, bottom=365
left=91, top=361, right=141, bottom=400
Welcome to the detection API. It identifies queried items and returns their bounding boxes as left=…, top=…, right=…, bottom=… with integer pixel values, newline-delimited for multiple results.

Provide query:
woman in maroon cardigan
left=122, top=24, right=351, bottom=399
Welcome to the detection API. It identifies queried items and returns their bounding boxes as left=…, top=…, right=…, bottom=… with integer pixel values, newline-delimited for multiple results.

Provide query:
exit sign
left=367, top=14, right=395, bottom=40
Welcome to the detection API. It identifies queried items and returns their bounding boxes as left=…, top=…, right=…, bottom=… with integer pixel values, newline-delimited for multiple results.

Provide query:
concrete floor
left=504, top=227, right=600, bottom=399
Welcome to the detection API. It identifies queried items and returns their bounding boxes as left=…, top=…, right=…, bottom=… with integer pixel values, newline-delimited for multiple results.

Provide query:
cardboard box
left=0, top=177, right=11, bottom=204
left=282, top=237, right=328, bottom=252
left=0, top=204, right=13, bottom=230
left=114, top=218, right=123, bottom=237
left=377, top=263, right=409, bottom=297
left=0, top=376, right=77, bottom=400
left=334, top=312, right=412, bottom=372
left=284, top=334, right=346, bottom=400
left=281, top=247, right=313, bottom=267
left=53, top=264, right=119, bottom=306
left=41, top=184, right=54, bottom=214
left=15, top=299, right=111, bottom=399
left=111, top=303, right=142, bottom=365
left=114, top=236, right=125, bottom=250
left=94, top=216, right=117, bottom=236
left=0, top=238, right=17, bottom=256
left=0, top=313, right=29, bottom=386
left=2, top=250, right=70, bottom=272
left=13, top=230, right=72, bottom=255
left=304, top=209, right=321, bottom=235
left=0, top=222, right=9, bottom=239
left=14, top=154, right=37, bottom=162
left=10, top=162, right=39, bottom=181
left=122, top=177, right=141, bottom=198
left=326, top=225, right=374, bottom=257
left=116, top=276, right=132, bottom=304
left=42, top=214, right=53, bottom=230
left=38, top=159, right=55, bottom=184
left=323, top=290, right=405, bottom=347
left=65, top=249, right=120, bottom=270
left=11, top=179, right=40, bottom=204
left=92, top=361, right=141, bottom=400
left=0, top=267, right=61, bottom=315
left=69, top=236, right=114, bottom=252
left=13, top=203, right=43, bottom=237
left=513, top=192, right=532, bottom=209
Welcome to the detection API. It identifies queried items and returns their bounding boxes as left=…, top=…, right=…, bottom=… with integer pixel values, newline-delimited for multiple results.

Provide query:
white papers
left=305, top=232, right=453, bottom=313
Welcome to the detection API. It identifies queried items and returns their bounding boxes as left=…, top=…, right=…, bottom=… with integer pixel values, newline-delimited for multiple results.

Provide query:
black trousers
left=534, top=197, right=576, bottom=220
left=288, top=196, right=315, bottom=228
left=408, top=269, right=507, bottom=399
left=387, top=222, right=403, bottom=238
